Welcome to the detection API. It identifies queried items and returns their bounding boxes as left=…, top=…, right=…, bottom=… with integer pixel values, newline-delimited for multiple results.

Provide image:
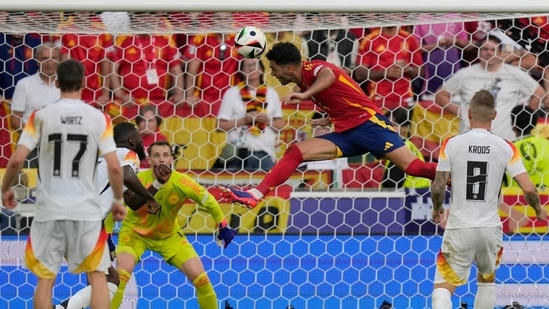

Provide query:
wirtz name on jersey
left=60, top=116, right=83, bottom=125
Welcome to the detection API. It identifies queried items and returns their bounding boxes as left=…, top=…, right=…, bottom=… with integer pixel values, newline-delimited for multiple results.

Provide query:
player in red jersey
left=221, top=42, right=438, bottom=208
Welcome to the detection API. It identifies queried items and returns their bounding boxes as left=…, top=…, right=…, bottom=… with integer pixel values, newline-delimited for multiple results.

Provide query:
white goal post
left=1, top=6, right=548, bottom=309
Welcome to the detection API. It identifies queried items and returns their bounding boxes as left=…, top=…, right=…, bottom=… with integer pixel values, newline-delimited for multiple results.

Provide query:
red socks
left=256, top=144, right=304, bottom=195
left=405, top=158, right=437, bottom=180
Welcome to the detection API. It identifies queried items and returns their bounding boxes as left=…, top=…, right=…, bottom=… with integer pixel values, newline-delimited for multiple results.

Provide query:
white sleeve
left=97, top=114, right=117, bottom=156
left=266, top=87, right=283, bottom=118
left=11, top=79, right=27, bottom=113
left=17, top=109, right=40, bottom=150
left=508, top=66, right=541, bottom=96
left=217, top=87, right=241, bottom=121
left=442, top=68, right=465, bottom=94
left=436, top=139, right=452, bottom=172
left=506, top=143, right=527, bottom=178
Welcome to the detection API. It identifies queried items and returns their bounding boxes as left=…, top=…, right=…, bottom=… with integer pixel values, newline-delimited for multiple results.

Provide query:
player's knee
left=285, top=143, right=302, bottom=156
left=432, top=288, right=452, bottom=309
left=478, top=272, right=496, bottom=283
left=192, top=272, right=211, bottom=288
left=106, top=266, right=120, bottom=286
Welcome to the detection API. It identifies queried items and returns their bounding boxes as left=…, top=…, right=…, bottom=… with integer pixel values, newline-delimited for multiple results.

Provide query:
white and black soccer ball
left=235, top=26, right=267, bottom=59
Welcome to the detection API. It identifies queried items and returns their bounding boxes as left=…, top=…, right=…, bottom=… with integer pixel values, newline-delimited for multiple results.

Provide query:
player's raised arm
left=124, top=164, right=171, bottom=211
left=303, top=67, right=336, bottom=98
left=514, top=172, right=547, bottom=220
left=122, top=165, right=158, bottom=208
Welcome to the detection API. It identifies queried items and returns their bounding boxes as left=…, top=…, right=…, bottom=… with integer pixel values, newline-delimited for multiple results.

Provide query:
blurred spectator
left=10, top=42, right=60, bottom=168
left=488, top=28, right=541, bottom=74
left=184, top=13, right=240, bottom=117
left=463, top=18, right=493, bottom=65
left=381, top=108, right=430, bottom=189
left=505, top=105, right=549, bottom=189
left=302, top=13, right=359, bottom=75
left=214, top=58, right=285, bottom=171
left=435, top=34, right=546, bottom=141
left=59, top=11, right=113, bottom=107
left=135, top=105, right=167, bottom=169
left=354, top=26, right=423, bottom=112
left=495, top=16, right=549, bottom=68
left=413, top=16, right=471, bottom=100
left=109, top=27, right=184, bottom=120
left=0, top=31, right=41, bottom=102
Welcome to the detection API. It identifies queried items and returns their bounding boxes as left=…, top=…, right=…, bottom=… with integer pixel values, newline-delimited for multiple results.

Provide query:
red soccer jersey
left=358, top=28, right=423, bottom=110
left=109, top=34, right=180, bottom=101
left=184, top=33, right=240, bottom=114
left=299, top=60, right=383, bottom=133
left=60, top=30, right=113, bottom=104
left=109, top=34, right=181, bottom=118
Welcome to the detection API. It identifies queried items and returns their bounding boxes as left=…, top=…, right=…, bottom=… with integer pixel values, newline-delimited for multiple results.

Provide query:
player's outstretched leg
left=219, top=144, right=305, bottom=208
left=219, top=186, right=261, bottom=209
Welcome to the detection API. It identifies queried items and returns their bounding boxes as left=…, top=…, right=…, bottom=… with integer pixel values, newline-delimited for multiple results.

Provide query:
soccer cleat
left=219, top=186, right=259, bottom=209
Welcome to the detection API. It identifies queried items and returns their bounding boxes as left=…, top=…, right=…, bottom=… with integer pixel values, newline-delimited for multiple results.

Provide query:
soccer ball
left=235, top=26, right=267, bottom=59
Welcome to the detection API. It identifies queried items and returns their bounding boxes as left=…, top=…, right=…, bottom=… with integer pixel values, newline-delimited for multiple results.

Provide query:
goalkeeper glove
left=216, top=219, right=236, bottom=249
left=107, top=233, right=116, bottom=261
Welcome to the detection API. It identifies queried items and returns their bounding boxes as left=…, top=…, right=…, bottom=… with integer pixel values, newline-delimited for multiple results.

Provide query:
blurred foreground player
left=221, top=42, right=437, bottom=208
left=1, top=59, right=126, bottom=309
left=55, top=122, right=160, bottom=309
left=430, top=90, right=547, bottom=309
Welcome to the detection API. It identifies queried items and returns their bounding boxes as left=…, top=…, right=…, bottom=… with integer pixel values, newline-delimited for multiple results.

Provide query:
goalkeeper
left=110, top=140, right=236, bottom=309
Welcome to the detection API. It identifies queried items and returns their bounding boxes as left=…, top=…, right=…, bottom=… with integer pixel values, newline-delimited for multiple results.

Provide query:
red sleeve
left=357, top=39, right=373, bottom=67
left=183, top=35, right=205, bottom=60
left=60, top=34, right=71, bottom=55
left=408, top=37, right=424, bottom=67
left=165, top=35, right=182, bottom=69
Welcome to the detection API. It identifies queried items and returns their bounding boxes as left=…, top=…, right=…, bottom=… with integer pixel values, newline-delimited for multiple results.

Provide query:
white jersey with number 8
left=437, top=128, right=526, bottom=229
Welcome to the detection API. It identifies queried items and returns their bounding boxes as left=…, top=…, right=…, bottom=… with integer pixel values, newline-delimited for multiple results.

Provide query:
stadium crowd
left=1, top=11, right=549, bottom=190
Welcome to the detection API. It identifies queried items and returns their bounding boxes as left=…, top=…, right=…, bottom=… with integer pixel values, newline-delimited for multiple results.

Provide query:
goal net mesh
left=1, top=10, right=549, bottom=309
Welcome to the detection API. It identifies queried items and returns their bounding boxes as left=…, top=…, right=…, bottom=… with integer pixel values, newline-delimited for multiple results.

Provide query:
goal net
left=1, top=10, right=549, bottom=309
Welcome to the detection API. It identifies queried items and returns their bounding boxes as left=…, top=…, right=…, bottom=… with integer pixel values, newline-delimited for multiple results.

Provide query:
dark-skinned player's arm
left=124, top=165, right=171, bottom=210
left=122, top=165, right=158, bottom=211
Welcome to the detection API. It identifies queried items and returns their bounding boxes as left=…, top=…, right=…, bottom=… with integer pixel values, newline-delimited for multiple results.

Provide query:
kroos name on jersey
left=468, top=145, right=490, bottom=154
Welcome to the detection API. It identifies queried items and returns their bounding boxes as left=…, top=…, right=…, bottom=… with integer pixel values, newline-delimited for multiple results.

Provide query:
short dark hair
left=511, top=104, right=537, bottom=135
left=266, top=42, right=301, bottom=66
left=56, top=59, right=84, bottom=92
left=135, top=105, right=162, bottom=127
left=113, top=122, right=138, bottom=144
left=478, top=34, right=502, bottom=51
left=469, top=89, right=496, bottom=122
left=147, top=140, right=172, bottom=157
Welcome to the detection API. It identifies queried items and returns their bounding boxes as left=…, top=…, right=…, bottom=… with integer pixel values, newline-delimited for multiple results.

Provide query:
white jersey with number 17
left=437, top=128, right=526, bottom=229
left=17, top=98, right=117, bottom=222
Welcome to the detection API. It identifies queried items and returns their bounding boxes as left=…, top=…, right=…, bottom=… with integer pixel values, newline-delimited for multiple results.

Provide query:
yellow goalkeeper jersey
left=507, top=135, right=549, bottom=189
left=122, top=169, right=226, bottom=240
